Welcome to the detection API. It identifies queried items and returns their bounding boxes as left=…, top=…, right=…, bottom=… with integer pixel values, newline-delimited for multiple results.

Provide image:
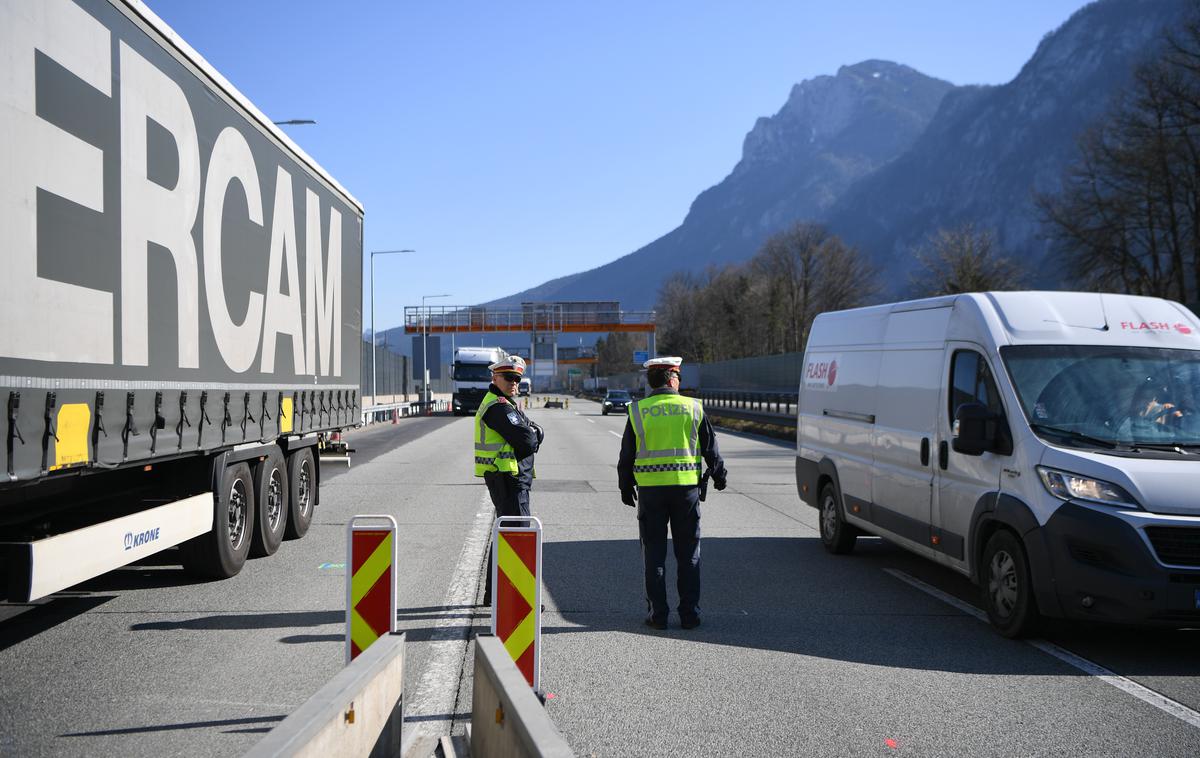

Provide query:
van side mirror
left=952, top=402, right=994, bottom=456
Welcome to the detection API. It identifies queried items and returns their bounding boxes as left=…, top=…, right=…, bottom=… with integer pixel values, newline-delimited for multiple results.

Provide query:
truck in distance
left=452, top=347, right=508, bottom=415
left=0, top=0, right=363, bottom=602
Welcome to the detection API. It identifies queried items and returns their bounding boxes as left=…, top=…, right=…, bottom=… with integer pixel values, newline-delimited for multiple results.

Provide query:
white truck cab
left=795, top=292, right=1200, bottom=636
left=452, top=347, right=508, bottom=415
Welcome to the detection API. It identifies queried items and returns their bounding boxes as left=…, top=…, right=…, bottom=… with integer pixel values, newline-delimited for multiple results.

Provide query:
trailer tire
left=181, top=461, right=255, bottom=579
left=818, top=482, right=857, bottom=554
left=250, top=450, right=288, bottom=557
left=284, top=447, right=316, bottom=540
left=981, top=529, right=1041, bottom=638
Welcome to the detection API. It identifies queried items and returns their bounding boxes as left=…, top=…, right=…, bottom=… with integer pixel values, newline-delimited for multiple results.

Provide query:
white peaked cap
left=643, top=356, right=683, bottom=370
left=489, top=355, right=527, bottom=374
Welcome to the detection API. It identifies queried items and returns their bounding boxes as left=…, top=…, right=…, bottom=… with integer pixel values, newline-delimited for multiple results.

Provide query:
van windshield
left=1001, top=345, right=1200, bottom=448
left=453, top=363, right=493, bottom=382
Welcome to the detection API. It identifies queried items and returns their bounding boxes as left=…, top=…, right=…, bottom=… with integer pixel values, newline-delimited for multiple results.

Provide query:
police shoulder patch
left=506, top=411, right=520, bottom=425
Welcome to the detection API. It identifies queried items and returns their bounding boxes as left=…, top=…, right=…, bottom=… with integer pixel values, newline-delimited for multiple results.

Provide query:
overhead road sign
left=490, top=516, right=543, bottom=691
left=346, top=515, right=398, bottom=663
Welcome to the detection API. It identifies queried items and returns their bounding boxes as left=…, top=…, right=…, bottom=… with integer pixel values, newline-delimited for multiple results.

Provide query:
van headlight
left=1036, top=466, right=1140, bottom=509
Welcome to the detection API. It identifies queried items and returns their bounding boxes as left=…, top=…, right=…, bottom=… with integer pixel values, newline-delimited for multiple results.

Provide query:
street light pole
left=370, top=249, right=414, bottom=407
left=421, top=293, right=451, bottom=408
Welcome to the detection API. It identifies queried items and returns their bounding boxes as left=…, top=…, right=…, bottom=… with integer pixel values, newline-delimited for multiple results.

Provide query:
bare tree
left=909, top=223, right=1029, bottom=297
left=653, top=223, right=877, bottom=362
left=594, top=332, right=640, bottom=376
left=1038, top=3, right=1200, bottom=305
left=753, top=223, right=879, bottom=354
left=656, top=272, right=705, bottom=361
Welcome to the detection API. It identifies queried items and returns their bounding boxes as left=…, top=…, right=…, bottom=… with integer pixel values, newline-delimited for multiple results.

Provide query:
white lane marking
left=609, top=430, right=621, bottom=438
left=399, top=493, right=493, bottom=754
left=586, top=419, right=595, bottom=424
left=884, top=568, right=986, bottom=621
left=884, top=568, right=1200, bottom=730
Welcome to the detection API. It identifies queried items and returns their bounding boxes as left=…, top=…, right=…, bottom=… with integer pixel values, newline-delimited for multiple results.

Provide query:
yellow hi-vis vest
left=474, top=391, right=518, bottom=477
left=628, top=393, right=704, bottom=487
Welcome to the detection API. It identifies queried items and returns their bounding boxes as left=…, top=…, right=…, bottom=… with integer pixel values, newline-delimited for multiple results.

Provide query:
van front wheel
left=981, top=530, right=1040, bottom=638
left=818, top=483, right=856, bottom=554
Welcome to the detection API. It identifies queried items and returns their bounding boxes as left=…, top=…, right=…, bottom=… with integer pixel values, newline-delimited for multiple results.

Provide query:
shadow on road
left=0, top=595, right=114, bottom=652
left=61, top=714, right=285, bottom=737
left=538, top=535, right=1200, bottom=678
left=131, top=610, right=341, bottom=631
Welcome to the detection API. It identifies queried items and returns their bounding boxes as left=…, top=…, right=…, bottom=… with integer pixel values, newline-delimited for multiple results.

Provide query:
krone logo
left=124, top=527, right=162, bottom=551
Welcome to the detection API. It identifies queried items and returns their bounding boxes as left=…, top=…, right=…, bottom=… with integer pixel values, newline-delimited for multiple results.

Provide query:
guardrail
left=246, top=632, right=406, bottom=758
left=694, top=389, right=798, bottom=430
left=361, top=400, right=449, bottom=425
left=580, top=388, right=799, bottom=430
left=472, top=635, right=575, bottom=757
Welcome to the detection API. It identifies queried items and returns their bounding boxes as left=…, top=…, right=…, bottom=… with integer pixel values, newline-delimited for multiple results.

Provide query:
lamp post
left=370, top=249, right=414, bottom=407
left=421, top=293, right=451, bottom=407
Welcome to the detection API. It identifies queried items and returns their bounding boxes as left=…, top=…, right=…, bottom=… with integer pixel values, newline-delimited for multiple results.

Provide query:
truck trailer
left=0, top=0, right=364, bottom=601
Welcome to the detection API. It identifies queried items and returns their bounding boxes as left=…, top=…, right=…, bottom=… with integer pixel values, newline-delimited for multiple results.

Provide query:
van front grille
left=1145, top=527, right=1200, bottom=567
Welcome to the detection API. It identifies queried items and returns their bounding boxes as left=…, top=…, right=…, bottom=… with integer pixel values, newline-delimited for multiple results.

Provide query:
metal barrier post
left=346, top=515, right=398, bottom=663
left=491, top=515, right=544, bottom=693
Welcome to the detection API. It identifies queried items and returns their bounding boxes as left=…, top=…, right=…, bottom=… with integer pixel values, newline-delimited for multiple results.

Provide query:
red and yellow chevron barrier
left=345, top=515, right=398, bottom=663
left=491, top=516, right=543, bottom=691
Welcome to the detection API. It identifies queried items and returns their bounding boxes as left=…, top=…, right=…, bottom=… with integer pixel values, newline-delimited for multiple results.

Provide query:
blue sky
left=145, top=0, right=1092, bottom=336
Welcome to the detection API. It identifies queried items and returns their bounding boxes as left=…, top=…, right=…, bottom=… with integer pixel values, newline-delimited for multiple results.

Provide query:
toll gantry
left=402, top=301, right=657, bottom=386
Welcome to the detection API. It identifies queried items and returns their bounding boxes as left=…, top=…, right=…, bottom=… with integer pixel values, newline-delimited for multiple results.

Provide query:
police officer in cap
left=617, top=356, right=726, bottom=629
left=474, top=355, right=544, bottom=606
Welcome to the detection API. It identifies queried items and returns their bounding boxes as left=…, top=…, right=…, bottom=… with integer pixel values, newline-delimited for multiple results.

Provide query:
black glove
left=712, top=468, right=727, bottom=491
left=621, top=488, right=638, bottom=507
left=531, top=421, right=544, bottom=446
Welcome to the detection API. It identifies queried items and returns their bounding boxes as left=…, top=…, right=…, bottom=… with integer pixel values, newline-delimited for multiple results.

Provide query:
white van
left=795, top=292, right=1200, bottom=636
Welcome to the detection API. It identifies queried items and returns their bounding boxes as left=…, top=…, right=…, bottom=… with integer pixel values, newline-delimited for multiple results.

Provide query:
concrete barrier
left=245, top=632, right=406, bottom=758
left=472, top=635, right=574, bottom=758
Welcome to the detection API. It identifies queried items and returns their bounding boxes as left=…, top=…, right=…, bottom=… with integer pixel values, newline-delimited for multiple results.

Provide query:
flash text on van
left=1119, top=321, right=1193, bottom=335
left=803, top=355, right=841, bottom=391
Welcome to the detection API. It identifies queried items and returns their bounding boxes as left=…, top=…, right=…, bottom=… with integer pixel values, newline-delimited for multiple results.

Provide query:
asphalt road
left=0, top=415, right=464, bottom=757
left=2, top=400, right=1199, bottom=757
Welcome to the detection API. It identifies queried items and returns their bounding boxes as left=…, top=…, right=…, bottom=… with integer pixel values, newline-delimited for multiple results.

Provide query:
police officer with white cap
left=617, top=356, right=726, bottom=630
left=474, top=355, right=544, bottom=606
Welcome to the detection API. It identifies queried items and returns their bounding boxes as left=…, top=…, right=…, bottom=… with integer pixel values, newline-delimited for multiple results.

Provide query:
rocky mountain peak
left=737, top=60, right=951, bottom=174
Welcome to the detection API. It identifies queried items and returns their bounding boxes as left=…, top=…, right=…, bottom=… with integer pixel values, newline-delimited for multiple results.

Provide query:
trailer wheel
left=250, top=450, right=288, bottom=557
left=181, top=461, right=255, bottom=579
left=981, top=529, right=1041, bottom=638
left=284, top=447, right=316, bottom=540
left=818, top=483, right=857, bottom=554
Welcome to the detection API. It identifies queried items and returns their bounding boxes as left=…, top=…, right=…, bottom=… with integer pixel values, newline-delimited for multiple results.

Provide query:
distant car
left=602, top=390, right=632, bottom=415
left=518, top=378, right=531, bottom=396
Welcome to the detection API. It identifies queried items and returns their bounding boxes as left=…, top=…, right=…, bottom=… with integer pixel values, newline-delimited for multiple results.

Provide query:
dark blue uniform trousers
left=637, top=485, right=701, bottom=621
left=483, top=471, right=531, bottom=602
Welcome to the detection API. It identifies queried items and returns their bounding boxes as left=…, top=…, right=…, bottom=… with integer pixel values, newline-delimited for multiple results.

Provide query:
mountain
left=492, top=0, right=1192, bottom=310
left=825, top=0, right=1192, bottom=286
left=490, top=61, right=954, bottom=308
